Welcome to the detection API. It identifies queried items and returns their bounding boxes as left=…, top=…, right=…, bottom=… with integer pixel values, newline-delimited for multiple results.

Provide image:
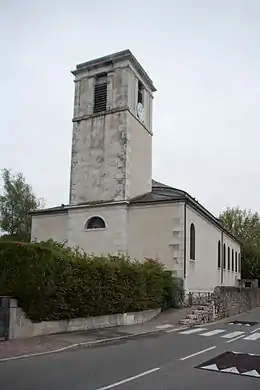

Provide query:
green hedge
left=0, top=241, right=183, bottom=321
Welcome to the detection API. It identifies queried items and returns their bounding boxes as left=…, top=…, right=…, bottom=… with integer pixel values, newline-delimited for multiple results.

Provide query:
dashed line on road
left=96, top=367, right=160, bottom=390
left=180, top=346, right=216, bottom=361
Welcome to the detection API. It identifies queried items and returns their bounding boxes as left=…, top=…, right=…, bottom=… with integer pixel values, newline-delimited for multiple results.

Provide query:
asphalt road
left=1, top=309, right=260, bottom=390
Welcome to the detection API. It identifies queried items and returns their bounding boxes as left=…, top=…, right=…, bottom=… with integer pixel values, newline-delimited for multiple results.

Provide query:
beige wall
left=185, top=205, right=241, bottom=292
left=128, top=202, right=185, bottom=278
left=31, top=212, right=68, bottom=243
left=67, top=204, right=128, bottom=255
left=126, top=112, right=152, bottom=199
left=70, top=61, right=154, bottom=205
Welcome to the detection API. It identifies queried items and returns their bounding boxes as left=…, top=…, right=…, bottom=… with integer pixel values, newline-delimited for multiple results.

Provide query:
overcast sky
left=1, top=0, right=260, bottom=215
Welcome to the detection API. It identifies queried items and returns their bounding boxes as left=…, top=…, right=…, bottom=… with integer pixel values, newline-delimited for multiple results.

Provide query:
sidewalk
left=0, top=308, right=188, bottom=361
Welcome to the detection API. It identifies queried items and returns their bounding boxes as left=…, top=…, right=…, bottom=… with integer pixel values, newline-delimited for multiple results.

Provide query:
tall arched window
left=238, top=253, right=241, bottom=273
left=232, top=249, right=234, bottom=272
left=223, top=244, right=226, bottom=269
left=235, top=251, right=238, bottom=272
left=85, top=216, right=106, bottom=230
left=228, top=247, right=230, bottom=270
left=190, top=223, right=195, bottom=260
left=217, top=240, right=221, bottom=268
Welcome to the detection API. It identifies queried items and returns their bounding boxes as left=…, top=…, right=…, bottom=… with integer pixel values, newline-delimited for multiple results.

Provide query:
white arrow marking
left=242, top=370, right=260, bottom=377
left=221, top=366, right=240, bottom=374
left=201, top=364, right=219, bottom=371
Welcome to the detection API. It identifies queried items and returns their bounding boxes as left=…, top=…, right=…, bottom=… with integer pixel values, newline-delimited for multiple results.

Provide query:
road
left=1, top=309, right=260, bottom=390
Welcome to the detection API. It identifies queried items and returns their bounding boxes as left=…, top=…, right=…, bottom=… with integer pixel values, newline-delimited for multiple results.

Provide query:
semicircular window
left=85, top=216, right=106, bottom=230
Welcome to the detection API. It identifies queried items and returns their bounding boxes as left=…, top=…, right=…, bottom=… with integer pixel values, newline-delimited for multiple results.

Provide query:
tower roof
left=72, top=49, right=156, bottom=92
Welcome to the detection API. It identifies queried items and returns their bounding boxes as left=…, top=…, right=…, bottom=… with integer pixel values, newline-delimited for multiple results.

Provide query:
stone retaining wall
left=8, top=299, right=161, bottom=339
left=214, top=286, right=260, bottom=319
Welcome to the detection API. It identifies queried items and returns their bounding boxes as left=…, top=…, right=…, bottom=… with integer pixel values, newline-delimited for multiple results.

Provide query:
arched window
left=232, top=249, right=234, bottom=272
left=85, top=216, right=106, bottom=230
left=238, top=253, right=241, bottom=273
left=228, top=247, right=230, bottom=270
left=223, top=244, right=226, bottom=269
left=217, top=240, right=221, bottom=268
left=190, top=223, right=195, bottom=260
left=235, top=251, right=238, bottom=272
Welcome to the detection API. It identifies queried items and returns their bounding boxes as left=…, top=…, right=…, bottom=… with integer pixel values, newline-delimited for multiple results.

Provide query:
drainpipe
left=183, top=202, right=187, bottom=282
left=221, top=230, right=224, bottom=284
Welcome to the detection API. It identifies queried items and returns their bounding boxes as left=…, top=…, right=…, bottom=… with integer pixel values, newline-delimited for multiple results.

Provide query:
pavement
left=0, top=307, right=189, bottom=360
left=1, top=308, right=260, bottom=389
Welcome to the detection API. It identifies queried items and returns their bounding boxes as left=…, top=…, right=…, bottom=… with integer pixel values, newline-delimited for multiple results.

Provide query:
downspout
left=221, top=230, right=224, bottom=284
left=184, top=201, right=187, bottom=281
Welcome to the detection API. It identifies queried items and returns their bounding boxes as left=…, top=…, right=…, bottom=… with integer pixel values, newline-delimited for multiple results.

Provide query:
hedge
left=0, top=240, right=184, bottom=321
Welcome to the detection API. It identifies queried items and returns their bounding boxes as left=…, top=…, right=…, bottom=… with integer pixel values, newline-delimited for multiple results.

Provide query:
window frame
left=93, top=74, right=108, bottom=114
left=217, top=240, right=221, bottom=268
left=227, top=246, right=230, bottom=271
left=223, top=243, right=226, bottom=269
left=138, top=80, right=144, bottom=105
left=84, top=216, right=107, bottom=231
left=190, top=223, right=196, bottom=261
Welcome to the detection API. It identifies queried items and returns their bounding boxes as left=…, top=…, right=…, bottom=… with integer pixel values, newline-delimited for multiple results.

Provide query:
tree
left=219, top=207, right=260, bottom=281
left=219, top=207, right=260, bottom=246
left=0, top=169, right=44, bottom=241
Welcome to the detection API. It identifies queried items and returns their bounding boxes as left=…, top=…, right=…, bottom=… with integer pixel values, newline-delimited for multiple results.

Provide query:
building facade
left=31, top=50, right=241, bottom=292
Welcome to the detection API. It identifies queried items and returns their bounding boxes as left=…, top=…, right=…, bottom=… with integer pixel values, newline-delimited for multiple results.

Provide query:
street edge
left=0, top=326, right=186, bottom=363
left=198, top=306, right=260, bottom=328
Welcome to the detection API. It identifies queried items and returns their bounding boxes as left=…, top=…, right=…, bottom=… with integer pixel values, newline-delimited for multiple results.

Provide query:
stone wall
left=214, top=286, right=260, bottom=319
left=8, top=299, right=161, bottom=340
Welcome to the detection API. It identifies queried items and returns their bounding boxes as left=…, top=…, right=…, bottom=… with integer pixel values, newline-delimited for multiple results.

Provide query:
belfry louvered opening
left=93, top=74, right=107, bottom=113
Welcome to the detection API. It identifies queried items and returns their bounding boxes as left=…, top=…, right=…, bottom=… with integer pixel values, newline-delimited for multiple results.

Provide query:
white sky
left=1, top=0, right=260, bottom=216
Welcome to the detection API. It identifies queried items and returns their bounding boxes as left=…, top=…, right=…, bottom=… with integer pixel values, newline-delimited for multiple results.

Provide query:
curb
left=0, top=326, right=185, bottom=363
left=197, top=306, right=260, bottom=328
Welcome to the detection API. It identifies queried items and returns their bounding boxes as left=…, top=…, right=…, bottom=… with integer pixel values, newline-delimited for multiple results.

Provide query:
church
left=31, top=49, right=241, bottom=292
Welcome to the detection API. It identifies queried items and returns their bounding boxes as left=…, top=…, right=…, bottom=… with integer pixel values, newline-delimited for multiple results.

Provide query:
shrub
left=0, top=241, right=183, bottom=321
left=161, top=271, right=184, bottom=310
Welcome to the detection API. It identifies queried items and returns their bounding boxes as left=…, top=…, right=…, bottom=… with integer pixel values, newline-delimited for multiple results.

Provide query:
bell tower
left=69, top=50, right=156, bottom=205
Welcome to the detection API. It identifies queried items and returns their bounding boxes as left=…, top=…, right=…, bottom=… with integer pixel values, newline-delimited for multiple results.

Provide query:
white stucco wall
left=185, top=205, right=241, bottom=292
left=31, top=212, right=68, bottom=243
left=67, top=203, right=128, bottom=255
left=128, top=202, right=185, bottom=278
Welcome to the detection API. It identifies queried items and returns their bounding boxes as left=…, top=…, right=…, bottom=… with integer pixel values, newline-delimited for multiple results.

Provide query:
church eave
left=30, top=200, right=129, bottom=216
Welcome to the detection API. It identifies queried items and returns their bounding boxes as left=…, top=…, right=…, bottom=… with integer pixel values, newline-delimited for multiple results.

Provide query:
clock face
left=137, top=102, right=144, bottom=122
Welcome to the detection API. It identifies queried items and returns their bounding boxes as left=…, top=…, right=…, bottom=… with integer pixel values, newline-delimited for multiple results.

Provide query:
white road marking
left=221, top=366, right=240, bottom=374
left=156, top=324, right=174, bottom=330
left=243, top=332, right=260, bottom=341
left=180, top=328, right=206, bottom=335
left=242, top=370, right=260, bottom=377
left=249, top=327, right=260, bottom=334
left=226, top=334, right=246, bottom=343
left=222, top=331, right=245, bottom=339
left=167, top=327, right=187, bottom=333
left=180, top=346, right=216, bottom=361
left=201, top=364, right=219, bottom=371
left=96, top=368, right=160, bottom=390
left=200, top=329, right=226, bottom=337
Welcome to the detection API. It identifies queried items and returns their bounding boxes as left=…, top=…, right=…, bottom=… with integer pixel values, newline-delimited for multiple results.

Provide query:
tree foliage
left=0, top=169, right=44, bottom=241
left=219, top=207, right=260, bottom=281
left=219, top=207, right=260, bottom=245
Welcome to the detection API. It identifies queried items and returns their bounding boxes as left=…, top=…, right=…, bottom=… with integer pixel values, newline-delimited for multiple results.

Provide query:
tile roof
left=130, top=180, right=187, bottom=203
